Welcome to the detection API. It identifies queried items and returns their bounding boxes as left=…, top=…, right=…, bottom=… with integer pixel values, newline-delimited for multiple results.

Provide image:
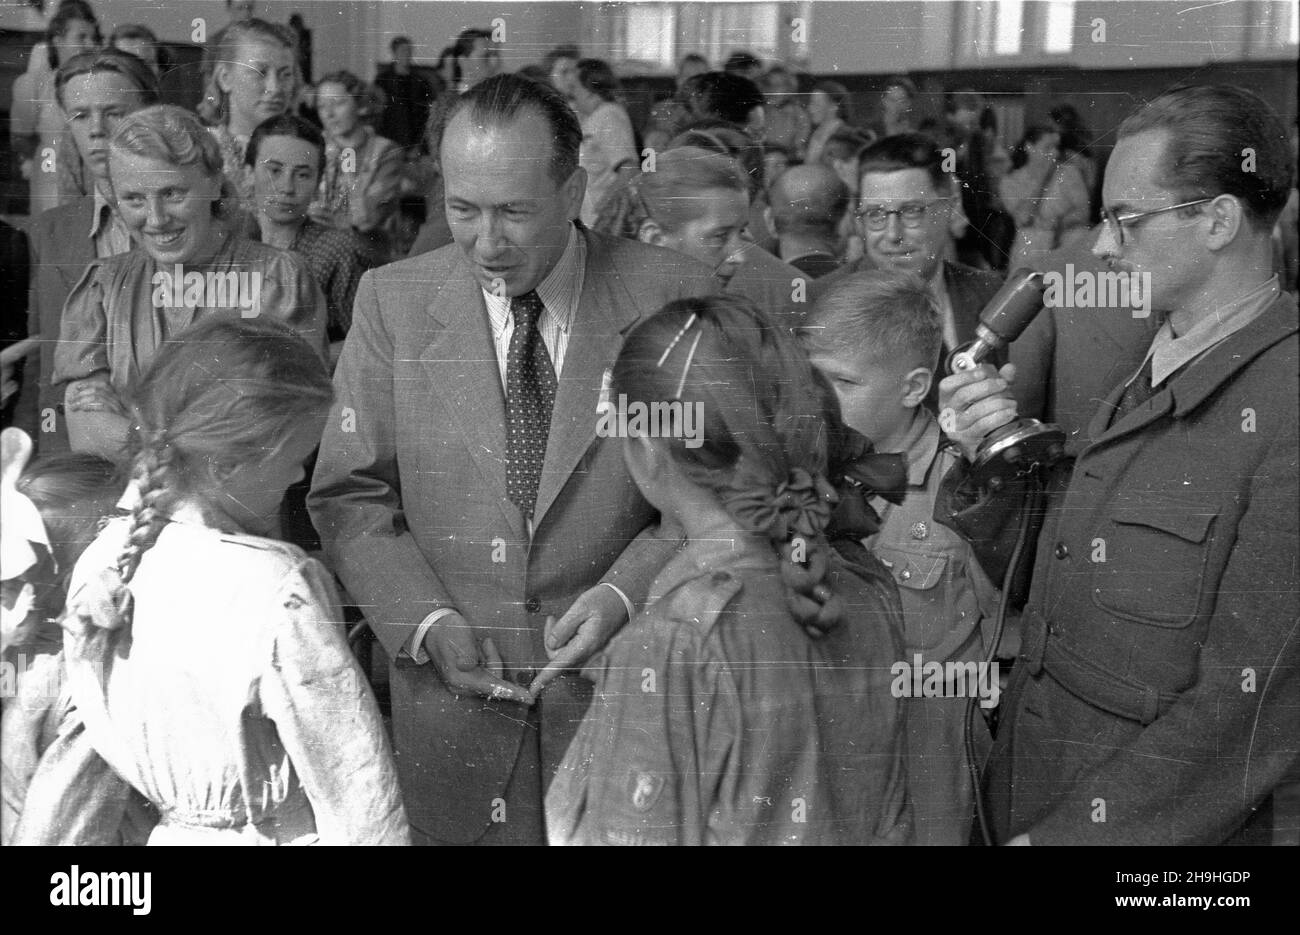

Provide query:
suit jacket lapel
left=944, top=262, right=982, bottom=345
left=533, top=234, right=643, bottom=526
left=423, top=262, right=524, bottom=540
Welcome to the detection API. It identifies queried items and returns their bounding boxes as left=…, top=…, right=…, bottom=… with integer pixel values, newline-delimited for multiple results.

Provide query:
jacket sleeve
left=307, top=269, right=460, bottom=660
left=1028, top=418, right=1300, bottom=845
left=259, top=557, right=410, bottom=845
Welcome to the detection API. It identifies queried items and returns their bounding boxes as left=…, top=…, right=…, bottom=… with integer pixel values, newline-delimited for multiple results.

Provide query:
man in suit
left=938, top=85, right=1299, bottom=844
left=811, top=134, right=1004, bottom=406
left=24, top=49, right=159, bottom=454
left=308, top=75, right=716, bottom=845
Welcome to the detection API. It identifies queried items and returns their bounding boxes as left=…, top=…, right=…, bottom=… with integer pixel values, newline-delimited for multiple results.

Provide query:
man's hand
left=938, top=362, right=1020, bottom=462
left=1005, top=833, right=1032, bottom=846
left=528, top=585, right=630, bottom=697
left=423, top=611, right=533, bottom=705
left=65, top=378, right=127, bottom=416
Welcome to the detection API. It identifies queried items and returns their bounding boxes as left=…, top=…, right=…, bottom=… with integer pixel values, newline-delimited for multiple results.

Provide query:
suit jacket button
left=525, top=596, right=542, bottom=613
left=1054, top=542, right=1069, bottom=560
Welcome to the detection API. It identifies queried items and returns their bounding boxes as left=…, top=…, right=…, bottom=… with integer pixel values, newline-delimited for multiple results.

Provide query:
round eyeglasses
left=854, top=197, right=950, bottom=231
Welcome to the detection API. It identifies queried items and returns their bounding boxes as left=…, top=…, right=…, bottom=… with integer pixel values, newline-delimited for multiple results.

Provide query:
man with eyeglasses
left=811, top=133, right=1004, bottom=403
left=937, top=85, right=1298, bottom=845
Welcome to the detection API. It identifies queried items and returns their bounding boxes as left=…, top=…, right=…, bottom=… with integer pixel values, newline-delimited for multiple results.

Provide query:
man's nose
left=883, top=211, right=905, bottom=239
left=88, top=110, right=107, bottom=138
left=265, top=70, right=285, bottom=96
left=276, top=173, right=296, bottom=195
left=1092, top=220, right=1120, bottom=261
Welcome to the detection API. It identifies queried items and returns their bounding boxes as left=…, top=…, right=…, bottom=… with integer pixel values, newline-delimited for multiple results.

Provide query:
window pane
left=626, top=4, right=676, bottom=68
left=1044, top=0, right=1075, bottom=53
left=996, top=0, right=1024, bottom=55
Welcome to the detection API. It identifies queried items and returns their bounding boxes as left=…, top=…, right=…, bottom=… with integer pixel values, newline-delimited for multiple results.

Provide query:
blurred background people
left=9, top=0, right=101, bottom=216
left=574, top=58, right=636, bottom=226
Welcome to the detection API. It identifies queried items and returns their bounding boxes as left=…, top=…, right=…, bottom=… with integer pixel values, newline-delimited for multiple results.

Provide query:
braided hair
left=81, top=317, right=333, bottom=633
left=612, top=294, right=844, bottom=635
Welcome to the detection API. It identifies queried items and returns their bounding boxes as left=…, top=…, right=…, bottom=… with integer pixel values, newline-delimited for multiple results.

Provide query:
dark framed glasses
left=854, top=197, right=951, bottom=231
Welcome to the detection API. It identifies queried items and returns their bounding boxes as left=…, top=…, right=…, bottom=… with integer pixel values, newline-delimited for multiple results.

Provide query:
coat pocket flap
left=873, top=546, right=948, bottom=591
left=1111, top=503, right=1216, bottom=543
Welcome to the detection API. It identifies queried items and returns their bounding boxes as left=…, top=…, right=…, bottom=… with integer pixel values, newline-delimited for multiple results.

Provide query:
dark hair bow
left=722, top=464, right=839, bottom=543
left=826, top=426, right=908, bottom=541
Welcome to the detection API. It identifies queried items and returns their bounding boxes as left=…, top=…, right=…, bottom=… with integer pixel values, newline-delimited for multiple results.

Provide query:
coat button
left=1054, top=542, right=1069, bottom=559
left=525, top=596, right=541, bottom=613
left=900, top=569, right=912, bottom=581
left=910, top=521, right=928, bottom=540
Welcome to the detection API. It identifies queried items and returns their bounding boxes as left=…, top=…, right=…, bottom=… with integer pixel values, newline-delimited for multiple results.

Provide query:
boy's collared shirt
left=866, top=411, right=1000, bottom=661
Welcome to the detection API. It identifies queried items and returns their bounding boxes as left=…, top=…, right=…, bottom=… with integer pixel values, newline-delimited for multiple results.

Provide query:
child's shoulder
left=657, top=568, right=748, bottom=636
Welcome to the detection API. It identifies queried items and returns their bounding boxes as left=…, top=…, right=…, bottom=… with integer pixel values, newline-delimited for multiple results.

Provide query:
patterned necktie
left=1110, top=356, right=1156, bottom=427
left=505, top=290, right=557, bottom=517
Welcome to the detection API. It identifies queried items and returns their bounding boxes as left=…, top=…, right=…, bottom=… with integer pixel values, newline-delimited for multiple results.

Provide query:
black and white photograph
left=0, top=0, right=1297, bottom=876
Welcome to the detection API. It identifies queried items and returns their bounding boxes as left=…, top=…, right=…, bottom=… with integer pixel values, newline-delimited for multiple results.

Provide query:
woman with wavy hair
left=196, top=18, right=298, bottom=212
left=308, top=70, right=405, bottom=259
left=53, top=104, right=327, bottom=459
left=546, top=294, right=909, bottom=845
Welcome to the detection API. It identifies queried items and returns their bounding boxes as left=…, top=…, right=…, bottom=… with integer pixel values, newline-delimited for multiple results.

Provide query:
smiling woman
left=51, top=105, right=329, bottom=462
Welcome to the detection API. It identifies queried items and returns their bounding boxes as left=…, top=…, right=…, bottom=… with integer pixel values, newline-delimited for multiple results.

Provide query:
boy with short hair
left=800, top=268, right=1002, bottom=846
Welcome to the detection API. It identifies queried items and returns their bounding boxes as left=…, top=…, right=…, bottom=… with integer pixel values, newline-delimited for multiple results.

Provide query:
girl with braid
left=546, top=295, right=910, bottom=845
left=37, top=317, right=408, bottom=845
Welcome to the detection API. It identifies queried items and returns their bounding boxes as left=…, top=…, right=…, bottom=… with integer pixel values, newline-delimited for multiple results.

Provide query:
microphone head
left=979, top=268, right=1047, bottom=345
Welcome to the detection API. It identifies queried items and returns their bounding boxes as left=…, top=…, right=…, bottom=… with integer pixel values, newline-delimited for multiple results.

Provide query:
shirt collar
left=897, top=410, right=941, bottom=487
left=89, top=184, right=114, bottom=238
left=927, top=263, right=950, bottom=306
left=482, top=223, right=585, bottom=332
left=1145, top=275, right=1281, bottom=386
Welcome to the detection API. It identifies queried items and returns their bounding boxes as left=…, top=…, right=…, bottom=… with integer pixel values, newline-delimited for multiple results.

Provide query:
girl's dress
left=547, top=535, right=910, bottom=845
left=53, top=515, right=408, bottom=845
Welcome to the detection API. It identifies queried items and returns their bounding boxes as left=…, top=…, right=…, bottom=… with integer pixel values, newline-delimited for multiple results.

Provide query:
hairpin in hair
left=673, top=329, right=704, bottom=399
left=656, top=312, right=698, bottom=368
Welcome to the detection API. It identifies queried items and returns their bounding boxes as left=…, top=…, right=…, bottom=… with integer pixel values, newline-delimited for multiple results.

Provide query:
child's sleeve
left=259, top=557, right=409, bottom=845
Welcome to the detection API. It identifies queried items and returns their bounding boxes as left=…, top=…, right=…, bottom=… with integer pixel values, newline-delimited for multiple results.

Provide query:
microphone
left=944, top=268, right=1066, bottom=491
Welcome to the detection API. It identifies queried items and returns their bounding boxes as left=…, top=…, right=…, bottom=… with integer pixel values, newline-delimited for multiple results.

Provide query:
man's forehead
left=1104, top=128, right=1173, bottom=203
left=859, top=168, right=939, bottom=201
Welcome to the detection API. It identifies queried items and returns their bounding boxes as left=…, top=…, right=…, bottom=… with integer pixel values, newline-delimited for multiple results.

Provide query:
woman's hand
left=65, top=378, right=127, bottom=417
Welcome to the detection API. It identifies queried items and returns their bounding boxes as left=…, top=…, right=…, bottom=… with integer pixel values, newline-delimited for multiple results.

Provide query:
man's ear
left=563, top=165, right=588, bottom=219
left=638, top=218, right=667, bottom=247
left=214, top=62, right=234, bottom=96
left=901, top=366, right=933, bottom=409
left=1205, top=194, right=1244, bottom=251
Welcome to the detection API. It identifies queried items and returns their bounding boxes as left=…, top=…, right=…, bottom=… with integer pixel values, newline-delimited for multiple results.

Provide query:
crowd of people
left=1, top=0, right=1298, bottom=847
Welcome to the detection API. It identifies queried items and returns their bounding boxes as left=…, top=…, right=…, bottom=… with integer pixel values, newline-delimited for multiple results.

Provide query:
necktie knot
left=511, top=291, right=545, bottom=331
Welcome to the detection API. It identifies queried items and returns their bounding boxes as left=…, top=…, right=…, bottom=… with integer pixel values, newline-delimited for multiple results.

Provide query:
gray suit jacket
left=308, top=227, right=717, bottom=841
